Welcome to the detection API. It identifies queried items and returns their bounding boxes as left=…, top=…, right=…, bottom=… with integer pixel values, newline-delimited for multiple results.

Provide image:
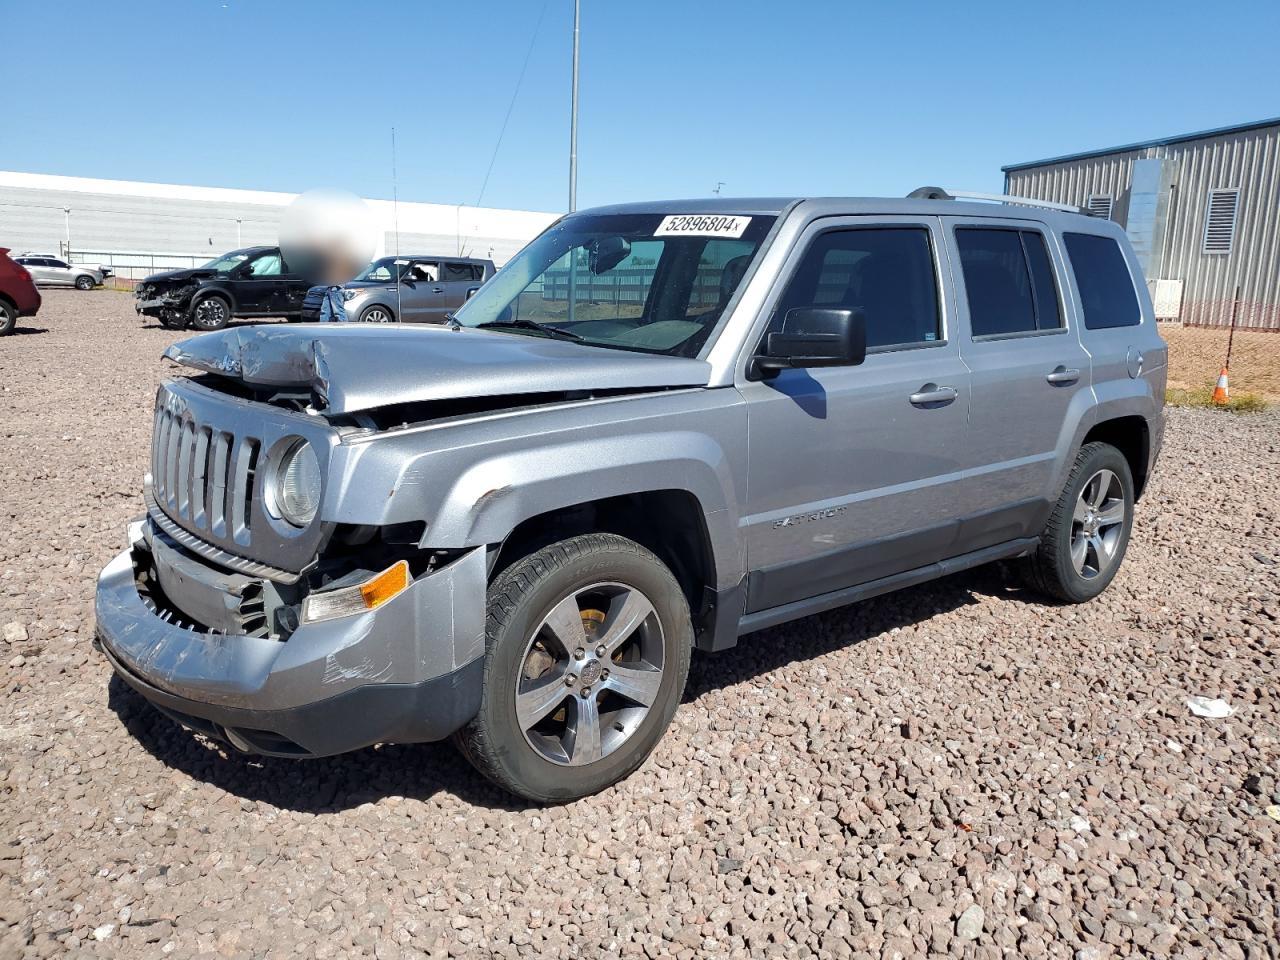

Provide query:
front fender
left=193, top=282, right=238, bottom=314
left=327, top=394, right=749, bottom=590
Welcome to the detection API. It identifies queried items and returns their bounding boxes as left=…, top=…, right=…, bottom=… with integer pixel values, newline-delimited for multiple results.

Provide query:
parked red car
left=0, top=248, right=42, bottom=335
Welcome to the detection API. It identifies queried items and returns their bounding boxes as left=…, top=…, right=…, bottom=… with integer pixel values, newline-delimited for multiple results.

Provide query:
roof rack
left=907, top=186, right=1089, bottom=216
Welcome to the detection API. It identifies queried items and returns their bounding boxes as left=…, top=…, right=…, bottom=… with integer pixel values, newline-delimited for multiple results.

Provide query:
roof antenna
left=391, top=126, right=402, bottom=323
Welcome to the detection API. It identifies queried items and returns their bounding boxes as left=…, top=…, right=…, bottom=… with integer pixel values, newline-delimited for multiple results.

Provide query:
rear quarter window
left=1063, top=233, right=1141, bottom=330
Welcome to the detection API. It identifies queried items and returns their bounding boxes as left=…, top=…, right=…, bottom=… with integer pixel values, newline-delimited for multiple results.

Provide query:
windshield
left=453, top=212, right=775, bottom=357
left=201, top=249, right=255, bottom=272
left=200, top=249, right=256, bottom=272
left=357, top=257, right=409, bottom=282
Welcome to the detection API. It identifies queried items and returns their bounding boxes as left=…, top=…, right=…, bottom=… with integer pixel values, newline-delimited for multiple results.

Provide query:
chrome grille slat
left=210, top=430, right=231, bottom=537
left=176, top=420, right=194, bottom=517
left=192, top=427, right=211, bottom=528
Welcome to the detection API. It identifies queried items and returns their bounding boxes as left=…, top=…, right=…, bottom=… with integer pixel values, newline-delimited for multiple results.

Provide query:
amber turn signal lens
left=300, top=560, right=412, bottom=624
left=359, top=560, right=409, bottom=611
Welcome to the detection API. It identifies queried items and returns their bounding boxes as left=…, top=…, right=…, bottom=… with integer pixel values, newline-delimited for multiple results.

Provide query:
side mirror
left=752, top=308, right=866, bottom=377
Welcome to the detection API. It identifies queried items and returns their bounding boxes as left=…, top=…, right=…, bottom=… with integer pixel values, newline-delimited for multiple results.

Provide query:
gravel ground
left=1, top=291, right=1278, bottom=959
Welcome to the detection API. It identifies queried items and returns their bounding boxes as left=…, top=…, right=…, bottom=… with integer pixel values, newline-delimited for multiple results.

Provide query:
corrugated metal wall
left=1005, top=123, right=1280, bottom=330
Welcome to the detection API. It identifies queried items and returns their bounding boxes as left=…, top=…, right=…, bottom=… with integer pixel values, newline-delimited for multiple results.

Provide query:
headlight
left=342, top=288, right=365, bottom=302
left=271, top=440, right=322, bottom=527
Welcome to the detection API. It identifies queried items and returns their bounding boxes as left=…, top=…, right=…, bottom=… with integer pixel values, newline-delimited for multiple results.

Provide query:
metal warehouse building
left=0, top=171, right=559, bottom=281
left=1003, top=117, right=1280, bottom=330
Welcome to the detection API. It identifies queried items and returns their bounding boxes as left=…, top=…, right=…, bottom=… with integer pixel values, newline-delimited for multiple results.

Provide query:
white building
left=0, top=171, right=559, bottom=280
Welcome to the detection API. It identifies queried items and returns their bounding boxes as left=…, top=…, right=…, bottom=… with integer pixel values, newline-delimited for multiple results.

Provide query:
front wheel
left=456, top=533, right=692, bottom=802
left=1023, top=442, right=1134, bottom=603
left=358, top=304, right=396, bottom=323
left=75, top=275, right=95, bottom=291
left=189, top=296, right=230, bottom=331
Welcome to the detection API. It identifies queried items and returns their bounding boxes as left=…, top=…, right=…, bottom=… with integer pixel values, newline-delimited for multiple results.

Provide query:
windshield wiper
left=476, top=317, right=584, bottom=342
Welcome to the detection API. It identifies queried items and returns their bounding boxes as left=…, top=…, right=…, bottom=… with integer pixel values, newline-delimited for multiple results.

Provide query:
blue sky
left=4, top=0, right=1278, bottom=213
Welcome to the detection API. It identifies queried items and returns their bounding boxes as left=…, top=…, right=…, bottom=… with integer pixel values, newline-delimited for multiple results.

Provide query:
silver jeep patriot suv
left=96, top=192, right=1166, bottom=802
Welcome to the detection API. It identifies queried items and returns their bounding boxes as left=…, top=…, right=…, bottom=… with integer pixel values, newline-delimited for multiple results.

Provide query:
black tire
left=358, top=303, right=396, bottom=324
left=1023, top=442, right=1134, bottom=603
left=0, top=300, right=15, bottom=336
left=189, top=295, right=231, bottom=331
left=455, top=533, right=693, bottom=803
left=74, top=275, right=94, bottom=291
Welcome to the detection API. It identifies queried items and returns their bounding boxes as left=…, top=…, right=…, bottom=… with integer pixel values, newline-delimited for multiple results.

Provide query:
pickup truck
left=96, top=194, right=1166, bottom=802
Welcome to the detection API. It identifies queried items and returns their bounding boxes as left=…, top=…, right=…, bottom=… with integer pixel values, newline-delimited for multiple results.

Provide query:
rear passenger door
left=438, top=261, right=483, bottom=318
left=945, top=219, right=1092, bottom=543
left=738, top=217, right=974, bottom=612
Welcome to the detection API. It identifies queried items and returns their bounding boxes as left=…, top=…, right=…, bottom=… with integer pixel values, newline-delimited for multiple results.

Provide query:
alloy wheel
left=1070, top=468, right=1126, bottom=580
left=515, top=582, right=665, bottom=767
left=193, top=299, right=228, bottom=329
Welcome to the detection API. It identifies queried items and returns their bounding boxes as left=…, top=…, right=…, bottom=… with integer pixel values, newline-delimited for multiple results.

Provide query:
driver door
left=738, top=217, right=974, bottom=612
left=399, top=260, right=442, bottom=323
left=232, top=251, right=284, bottom=315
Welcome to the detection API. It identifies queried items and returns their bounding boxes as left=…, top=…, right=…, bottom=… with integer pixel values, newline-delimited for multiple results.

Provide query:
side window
left=442, top=262, right=482, bottom=282
left=770, top=227, right=940, bottom=350
left=1063, top=233, right=1141, bottom=329
left=408, top=261, right=439, bottom=282
left=956, top=228, right=1062, bottom=336
left=247, top=253, right=283, bottom=277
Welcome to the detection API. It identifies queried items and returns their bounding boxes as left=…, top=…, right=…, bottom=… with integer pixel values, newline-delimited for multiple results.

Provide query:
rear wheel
left=189, top=295, right=231, bottom=331
left=0, top=300, right=15, bottom=335
left=1023, top=442, right=1134, bottom=603
left=456, top=533, right=692, bottom=802
left=74, top=275, right=94, bottom=291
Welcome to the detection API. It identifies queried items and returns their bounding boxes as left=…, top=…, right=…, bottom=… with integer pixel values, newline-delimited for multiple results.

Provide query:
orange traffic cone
left=1211, top=367, right=1230, bottom=405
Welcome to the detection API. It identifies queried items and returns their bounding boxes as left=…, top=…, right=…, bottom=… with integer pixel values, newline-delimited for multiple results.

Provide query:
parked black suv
left=135, top=247, right=312, bottom=330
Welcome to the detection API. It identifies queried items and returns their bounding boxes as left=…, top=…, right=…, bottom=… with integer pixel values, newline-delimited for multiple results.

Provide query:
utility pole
left=62, top=207, right=71, bottom=259
left=236, top=218, right=242, bottom=246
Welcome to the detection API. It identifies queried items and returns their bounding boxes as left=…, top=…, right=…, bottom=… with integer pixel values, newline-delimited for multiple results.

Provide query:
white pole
left=567, top=0, right=581, bottom=324
left=236, top=218, right=242, bottom=246
left=63, top=207, right=71, bottom=258
left=569, top=0, right=580, bottom=213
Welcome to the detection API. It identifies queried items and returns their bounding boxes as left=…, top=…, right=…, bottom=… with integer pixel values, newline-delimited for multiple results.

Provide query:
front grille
left=152, top=396, right=260, bottom=548
left=300, top=287, right=325, bottom=322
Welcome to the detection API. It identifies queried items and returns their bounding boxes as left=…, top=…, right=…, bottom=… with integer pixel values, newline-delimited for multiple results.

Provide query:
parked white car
left=13, top=254, right=110, bottom=290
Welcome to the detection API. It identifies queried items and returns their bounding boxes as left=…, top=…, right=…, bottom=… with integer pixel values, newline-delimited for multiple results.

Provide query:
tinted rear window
left=1063, top=233, right=1140, bottom=329
left=956, top=228, right=1062, bottom=337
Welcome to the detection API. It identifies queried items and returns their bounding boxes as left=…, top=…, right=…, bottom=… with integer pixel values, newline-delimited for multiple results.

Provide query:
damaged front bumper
left=95, top=525, right=486, bottom=757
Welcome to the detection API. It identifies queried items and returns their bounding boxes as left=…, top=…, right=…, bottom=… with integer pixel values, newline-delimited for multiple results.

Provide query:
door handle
left=1046, top=366, right=1081, bottom=385
left=908, top=384, right=958, bottom=407
left=432, top=286, right=445, bottom=293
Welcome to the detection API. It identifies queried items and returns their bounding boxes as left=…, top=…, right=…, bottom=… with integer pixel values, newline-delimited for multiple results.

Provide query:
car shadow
left=682, top=561, right=1023, bottom=701
left=106, top=562, right=1027, bottom=813
left=9, top=327, right=49, bottom=336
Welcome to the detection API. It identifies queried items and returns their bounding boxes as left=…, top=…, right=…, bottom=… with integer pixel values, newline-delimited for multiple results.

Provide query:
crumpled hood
left=143, top=267, right=219, bottom=285
left=162, top=323, right=712, bottom=414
